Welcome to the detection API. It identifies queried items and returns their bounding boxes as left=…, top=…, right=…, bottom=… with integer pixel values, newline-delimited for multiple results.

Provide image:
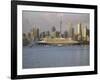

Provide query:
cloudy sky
left=22, top=10, right=90, bottom=33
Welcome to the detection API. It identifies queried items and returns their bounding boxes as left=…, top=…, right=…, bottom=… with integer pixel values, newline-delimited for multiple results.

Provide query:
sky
left=22, top=10, right=90, bottom=33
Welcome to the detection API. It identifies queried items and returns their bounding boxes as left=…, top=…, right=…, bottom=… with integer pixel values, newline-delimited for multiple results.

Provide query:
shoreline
left=27, top=41, right=89, bottom=47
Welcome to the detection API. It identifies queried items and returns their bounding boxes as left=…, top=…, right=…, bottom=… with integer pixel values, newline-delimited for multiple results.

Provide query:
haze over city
left=22, top=11, right=90, bottom=33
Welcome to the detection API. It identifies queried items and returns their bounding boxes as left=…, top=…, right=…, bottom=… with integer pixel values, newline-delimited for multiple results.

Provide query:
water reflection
left=23, top=45, right=89, bottom=69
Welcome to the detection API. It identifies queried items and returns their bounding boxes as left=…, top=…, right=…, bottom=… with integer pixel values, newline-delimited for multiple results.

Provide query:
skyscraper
left=82, top=25, right=87, bottom=41
left=60, top=20, right=62, bottom=34
left=77, top=23, right=82, bottom=41
left=68, top=23, right=74, bottom=38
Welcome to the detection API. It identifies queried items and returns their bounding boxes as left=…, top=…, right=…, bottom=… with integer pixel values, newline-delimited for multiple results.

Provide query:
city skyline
left=22, top=11, right=90, bottom=33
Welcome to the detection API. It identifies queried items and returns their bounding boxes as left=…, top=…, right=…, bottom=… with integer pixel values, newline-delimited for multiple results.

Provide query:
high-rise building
left=72, top=27, right=74, bottom=39
left=77, top=23, right=82, bottom=41
left=63, top=31, right=68, bottom=38
left=52, top=26, right=56, bottom=32
left=68, top=23, right=74, bottom=39
left=32, top=25, right=40, bottom=41
left=82, top=25, right=87, bottom=41
left=36, top=28, right=40, bottom=40
left=60, top=20, right=62, bottom=34
left=77, top=23, right=81, bottom=34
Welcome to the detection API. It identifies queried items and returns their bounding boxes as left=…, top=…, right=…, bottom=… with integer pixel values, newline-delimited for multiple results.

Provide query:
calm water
left=23, top=45, right=89, bottom=69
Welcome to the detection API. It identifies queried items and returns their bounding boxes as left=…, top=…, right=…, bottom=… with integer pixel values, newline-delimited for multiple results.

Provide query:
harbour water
left=23, top=45, right=89, bottom=69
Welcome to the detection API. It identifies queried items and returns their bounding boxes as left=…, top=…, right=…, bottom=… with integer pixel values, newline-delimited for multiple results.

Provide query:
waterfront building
left=52, top=26, right=56, bottom=32
left=51, top=32, right=56, bottom=38
left=82, top=25, right=87, bottom=41
left=77, top=23, right=82, bottom=41
left=68, top=24, right=72, bottom=37
left=63, top=31, right=68, bottom=38
left=67, top=23, right=75, bottom=39
left=31, top=25, right=40, bottom=41
left=56, top=31, right=60, bottom=38
left=60, top=20, right=62, bottom=34
left=51, top=26, right=57, bottom=38
left=31, top=27, right=36, bottom=40
left=45, top=31, right=50, bottom=38
left=36, top=28, right=40, bottom=40
left=72, top=27, right=74, bottom=39
left=27, top=32, right=33, bottom=42
left=41, top=32, right=46, bottom=38
left=23, top=33, right=30, bottom=46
